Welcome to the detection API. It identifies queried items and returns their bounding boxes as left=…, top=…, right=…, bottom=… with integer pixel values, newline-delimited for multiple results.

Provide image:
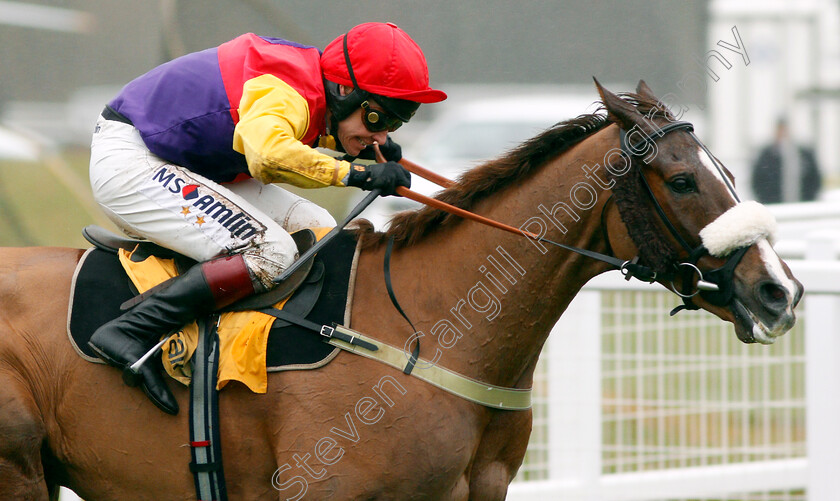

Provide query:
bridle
left=617, top=120, right=749, bottom=314
left=340, top=118, right=757, bottom=338
left=361, top=116, right=761, bottom=372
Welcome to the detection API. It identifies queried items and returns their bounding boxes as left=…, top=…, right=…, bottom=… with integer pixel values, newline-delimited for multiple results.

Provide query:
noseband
left=618, top=120, right=753, bottom=314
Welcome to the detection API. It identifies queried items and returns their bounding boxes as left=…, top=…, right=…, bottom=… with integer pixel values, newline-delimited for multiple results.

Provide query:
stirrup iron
left=122, top=337, right=168, bottom=387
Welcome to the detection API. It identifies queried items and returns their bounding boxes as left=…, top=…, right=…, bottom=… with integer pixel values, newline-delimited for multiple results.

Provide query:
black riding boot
left=89, top=254, right=257, bottom=415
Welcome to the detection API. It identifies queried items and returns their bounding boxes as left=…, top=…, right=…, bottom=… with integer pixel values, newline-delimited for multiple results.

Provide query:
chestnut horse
left=0, top=81, right=801, bottom=500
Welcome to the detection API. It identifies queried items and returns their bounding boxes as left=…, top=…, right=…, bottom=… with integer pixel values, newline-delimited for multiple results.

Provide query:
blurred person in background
left=86, top=22, right=446, bottom=414
left=751, top=118, right=821, bottom=204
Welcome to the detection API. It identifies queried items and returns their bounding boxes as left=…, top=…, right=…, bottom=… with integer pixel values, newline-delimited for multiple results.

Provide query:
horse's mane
left=356, top=110, right=611, bottom=248
left=355, top=92, right=679, bottom=273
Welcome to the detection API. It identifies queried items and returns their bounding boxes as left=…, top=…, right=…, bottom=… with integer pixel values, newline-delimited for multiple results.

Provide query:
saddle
left=67, top=225, right=361, bottom=392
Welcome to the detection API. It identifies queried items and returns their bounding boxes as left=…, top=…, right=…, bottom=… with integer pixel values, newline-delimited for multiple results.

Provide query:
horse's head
left=594, top=79, right=803, bottom=344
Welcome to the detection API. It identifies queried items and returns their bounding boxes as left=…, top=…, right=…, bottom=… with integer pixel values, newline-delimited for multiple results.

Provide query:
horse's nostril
left=758, top=281, right=789, bottom=313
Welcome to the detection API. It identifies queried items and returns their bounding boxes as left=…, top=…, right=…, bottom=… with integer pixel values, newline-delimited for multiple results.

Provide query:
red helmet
left=321, top=22, right=447, bottom=105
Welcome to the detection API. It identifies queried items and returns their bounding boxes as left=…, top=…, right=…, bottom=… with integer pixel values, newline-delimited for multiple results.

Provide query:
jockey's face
left=335, top=86, right=390, bottom=157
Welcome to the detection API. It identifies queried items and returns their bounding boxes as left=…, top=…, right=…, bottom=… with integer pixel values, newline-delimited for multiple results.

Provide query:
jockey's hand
left=356, top=136, right=402, bottom=162
left=346, top=161, right=411, bottom=197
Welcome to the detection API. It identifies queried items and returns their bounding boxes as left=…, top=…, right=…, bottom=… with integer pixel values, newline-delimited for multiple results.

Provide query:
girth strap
left=257, top=308, right=531, bottom=410
left=189, top=315, right=227, bottom=501
left=258, top=307, right=379, bottom=352
left=326, top=324, right=532, bottom=410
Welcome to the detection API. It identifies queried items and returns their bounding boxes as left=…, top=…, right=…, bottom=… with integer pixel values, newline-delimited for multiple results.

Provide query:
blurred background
left=3, top=0, right=839, bottom=244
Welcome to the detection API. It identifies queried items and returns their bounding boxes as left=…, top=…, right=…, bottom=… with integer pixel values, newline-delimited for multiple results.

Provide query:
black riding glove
left=355, top=136, right=403, bottom=162
left=345, top=161, right=411, bottom=197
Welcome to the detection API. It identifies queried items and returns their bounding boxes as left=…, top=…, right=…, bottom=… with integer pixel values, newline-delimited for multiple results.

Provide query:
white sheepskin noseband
left=699, top=201, right=777, bottom=257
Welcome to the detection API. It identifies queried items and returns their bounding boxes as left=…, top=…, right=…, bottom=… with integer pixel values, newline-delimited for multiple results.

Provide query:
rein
left=394, top=119, right=749, bottom=315
left=393, top=166, right=659, bottom=284
left=355, top=119, right=754, bottom=406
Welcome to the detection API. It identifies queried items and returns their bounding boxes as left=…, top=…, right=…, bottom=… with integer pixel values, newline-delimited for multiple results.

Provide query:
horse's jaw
left=694, top=273, right=800, bottom=345
left=730, top=298, right=796, bottom=345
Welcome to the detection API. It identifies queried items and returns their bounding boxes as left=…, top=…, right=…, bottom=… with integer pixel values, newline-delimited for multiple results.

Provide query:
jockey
left=88, top=22, right=447, bottom=414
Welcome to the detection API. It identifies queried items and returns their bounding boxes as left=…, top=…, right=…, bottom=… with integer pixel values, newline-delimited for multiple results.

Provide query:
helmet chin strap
left=324, top=33, right=369, bottom=151
left=326, top=113, right=346, bottom=152
left=322, top=32, right=369, bottom=128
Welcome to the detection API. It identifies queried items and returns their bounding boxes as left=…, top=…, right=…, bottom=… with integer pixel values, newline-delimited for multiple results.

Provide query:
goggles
left=360, top=100, right=405, bottom=132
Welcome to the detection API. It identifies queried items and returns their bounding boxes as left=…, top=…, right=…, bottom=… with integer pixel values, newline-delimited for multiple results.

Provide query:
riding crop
left=272, top=188, right=381, bottom=284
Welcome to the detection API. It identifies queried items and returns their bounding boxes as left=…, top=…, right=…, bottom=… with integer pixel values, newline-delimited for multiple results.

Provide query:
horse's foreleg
left=468, top=409, right=533, bottom=501
left=0, top=370, right=50, bottom=500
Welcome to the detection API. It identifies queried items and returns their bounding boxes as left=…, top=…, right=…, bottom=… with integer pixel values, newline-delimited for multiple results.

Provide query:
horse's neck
left=363, top=128, right=616, bottom=389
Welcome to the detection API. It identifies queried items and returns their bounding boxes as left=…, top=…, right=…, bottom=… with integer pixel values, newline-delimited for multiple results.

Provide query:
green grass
left=0, top=148, right=106, bottom=248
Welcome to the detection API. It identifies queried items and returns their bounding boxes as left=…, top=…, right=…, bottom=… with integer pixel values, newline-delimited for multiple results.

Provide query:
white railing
left=509, top=230, right=840, bottom=501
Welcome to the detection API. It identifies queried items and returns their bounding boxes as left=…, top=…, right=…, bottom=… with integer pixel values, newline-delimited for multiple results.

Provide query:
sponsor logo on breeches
left=150, top=166, right=266, bottom=241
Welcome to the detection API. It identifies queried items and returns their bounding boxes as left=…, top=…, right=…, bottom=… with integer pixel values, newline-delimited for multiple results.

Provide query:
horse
left=0, top=80, right=802, bottom=500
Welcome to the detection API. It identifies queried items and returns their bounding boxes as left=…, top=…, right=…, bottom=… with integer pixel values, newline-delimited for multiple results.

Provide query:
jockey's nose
left=372, top=131, right=388, bottom=145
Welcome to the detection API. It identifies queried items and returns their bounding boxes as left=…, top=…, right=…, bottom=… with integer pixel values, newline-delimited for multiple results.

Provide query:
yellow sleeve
left=233, top=74, right=353, bottom=188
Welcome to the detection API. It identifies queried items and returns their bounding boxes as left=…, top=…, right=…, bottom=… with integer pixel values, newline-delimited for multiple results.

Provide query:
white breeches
left=89, top=116, right=336, bottom=289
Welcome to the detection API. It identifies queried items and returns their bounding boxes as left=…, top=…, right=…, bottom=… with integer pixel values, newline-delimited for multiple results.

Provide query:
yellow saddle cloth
left=117, top=229, right=331, bottom=393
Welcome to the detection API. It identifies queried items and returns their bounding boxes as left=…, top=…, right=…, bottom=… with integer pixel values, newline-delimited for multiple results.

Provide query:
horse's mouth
left=730, top=298, right=793, bottom=345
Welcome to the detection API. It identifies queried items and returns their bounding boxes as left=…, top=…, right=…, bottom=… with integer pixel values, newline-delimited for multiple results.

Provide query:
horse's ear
left=636, top=80, right=656, bottom=100
left=593, top=77, right=643, bottom=130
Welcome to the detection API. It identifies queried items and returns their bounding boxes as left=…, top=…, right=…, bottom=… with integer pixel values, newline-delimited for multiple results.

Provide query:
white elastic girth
left=699, top=201, right=777, bottom=257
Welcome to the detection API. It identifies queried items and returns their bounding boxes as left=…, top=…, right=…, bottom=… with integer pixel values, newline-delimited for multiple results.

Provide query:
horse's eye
left=668, top=176, right=696, bottom=194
